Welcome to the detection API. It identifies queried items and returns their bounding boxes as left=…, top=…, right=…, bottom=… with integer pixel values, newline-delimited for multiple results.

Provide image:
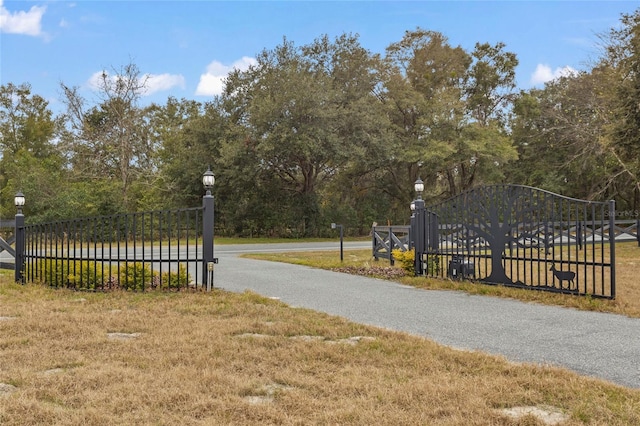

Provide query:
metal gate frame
left=11, top=199, right=216, bottom=291
left=412, top=185, right=616, bottom=299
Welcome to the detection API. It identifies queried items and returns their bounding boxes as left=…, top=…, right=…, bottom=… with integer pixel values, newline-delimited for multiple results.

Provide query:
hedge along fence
left=35, top=259, right=192, bottom=291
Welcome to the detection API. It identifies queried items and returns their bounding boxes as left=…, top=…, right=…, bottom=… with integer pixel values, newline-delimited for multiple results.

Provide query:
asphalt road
left=213, top=242, right=640, bottom=389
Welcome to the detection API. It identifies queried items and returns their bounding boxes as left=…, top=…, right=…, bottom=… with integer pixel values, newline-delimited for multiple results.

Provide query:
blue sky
left=1, top=1, right=639, bottom=114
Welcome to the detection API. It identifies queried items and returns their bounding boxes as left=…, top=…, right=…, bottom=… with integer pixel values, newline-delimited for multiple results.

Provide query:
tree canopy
left=2, top=11, right=640, bottom=235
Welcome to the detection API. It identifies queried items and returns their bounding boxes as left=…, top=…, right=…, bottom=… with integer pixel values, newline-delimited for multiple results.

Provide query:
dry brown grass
left=1, top=281, right=640, bottom=425
left=247, top=242, right=640, bottom=319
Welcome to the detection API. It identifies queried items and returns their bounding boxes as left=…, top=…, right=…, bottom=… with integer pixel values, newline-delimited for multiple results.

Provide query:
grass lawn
left=2, top=242, right=640, bottom=424
left=1, top=281, right=639, bottom=425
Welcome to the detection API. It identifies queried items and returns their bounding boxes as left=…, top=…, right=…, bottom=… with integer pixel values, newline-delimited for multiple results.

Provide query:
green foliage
left=68, top=261, right=105, bottom=290
left=118, top=262, right=157, bottom=291
left=391, top=249, right=415, bottom=276
left=35, top=259, right=191, bottom=292
left=391, top=249, right=440, bottom=277
left=424, top=255, right=441, bottom=276
left=37, top=260, right=65, bottom=287
left=38, top=259, right=105, bottom=290
left=220, top=34, right=390, bottom=237
left=7, top=14, right=640, bottom=234
left=160, top=264, right=191, bottom=290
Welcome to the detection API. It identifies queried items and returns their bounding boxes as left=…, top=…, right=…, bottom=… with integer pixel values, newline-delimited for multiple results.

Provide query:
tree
left=60, top=62, right=153, bottom=211
left=605, top=9, right=640, bottom=210
left=145, top=97, right=209, bottom=209
left=222, top=34, right=389, bottom=236
left=379, top=29, right=518, bottom=208
left=0, top=83, right=65, bottom=219
left=507, top=71, right=616, bottom=202
left=507, top=9, right=640, bottom=211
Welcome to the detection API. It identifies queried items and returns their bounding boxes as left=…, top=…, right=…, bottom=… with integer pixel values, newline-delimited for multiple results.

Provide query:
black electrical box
left=448, top=255, right=475, bottom=279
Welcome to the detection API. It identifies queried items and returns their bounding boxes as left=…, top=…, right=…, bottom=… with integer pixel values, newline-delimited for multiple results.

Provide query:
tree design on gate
left=422, top=185, right=615, bottom=299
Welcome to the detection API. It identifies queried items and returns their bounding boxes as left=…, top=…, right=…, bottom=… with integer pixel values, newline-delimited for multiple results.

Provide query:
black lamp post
left=331, top=223, right=344, bottom=262
left=202, top=168, right=216, bottom=291
left=14, top=191, right=25, bottom=283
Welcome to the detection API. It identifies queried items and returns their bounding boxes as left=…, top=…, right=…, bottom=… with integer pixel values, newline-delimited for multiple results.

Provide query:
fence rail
left=0, top=219, right=17, bottom=270
left=372, top=226, right=410, bottom=264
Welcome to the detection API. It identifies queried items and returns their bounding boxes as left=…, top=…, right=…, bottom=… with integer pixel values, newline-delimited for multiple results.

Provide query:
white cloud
left=530, top=64, right=578, bottom=85
left=196, top=56, right=257, bottom=96
left=87, top=71, right=185, bottom=97
left=0, top=0, right=46, bottom=36
left=144, top=73, right=186, bottom=95
left=87, top=71, right=107, bottom=92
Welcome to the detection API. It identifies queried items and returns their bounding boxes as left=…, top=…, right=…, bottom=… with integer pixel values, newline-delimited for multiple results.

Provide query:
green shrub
left=390, top=250, right=441, bottom=277
left=118, top=262, right=157, bottom=291
left=38, top=259, right=104, bottom=290
left=160, top=264, right=191, bottom=290
left=37, top=259, right=66, bottom=287
left=68, top=261, right=104, bottom=290
left=34, top=259, right=191, bottom=292
left=391, top=249, right=415, bottom=276
left=424, top=254, right=441, bottom=276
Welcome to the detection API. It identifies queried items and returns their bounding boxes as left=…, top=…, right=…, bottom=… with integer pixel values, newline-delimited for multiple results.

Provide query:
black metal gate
left=413, top=185, right=616, bottom=299
left=12, top=199, right=216, bottom=292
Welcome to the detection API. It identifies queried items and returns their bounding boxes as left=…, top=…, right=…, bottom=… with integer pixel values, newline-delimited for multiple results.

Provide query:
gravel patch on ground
left=500, top=406, right=569, bottom=425
left=0, top=384, right=17, bottom=397
left=107, top=332, right=141, bottom=340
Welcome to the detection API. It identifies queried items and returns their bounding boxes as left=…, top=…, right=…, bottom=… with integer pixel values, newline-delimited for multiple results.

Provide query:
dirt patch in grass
left=500, top=405, right=569, bottom=425
left=0, top=383, right=17, bottom=397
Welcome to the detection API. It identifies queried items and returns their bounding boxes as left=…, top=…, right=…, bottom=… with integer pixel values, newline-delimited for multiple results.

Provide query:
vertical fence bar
left=157, top=211, right=161, bottom=287
left=194, top=208, right=200, bottom=285
left=65, top=220, right=70, bottom=288
left=582, top=204, right=588, bottom=295
left=92, top=217, right=97, bottom=289
left=100, top=216, right=105, bottom=290
left=600, top=204, right=605, bottom=295
left=187, top=209, right=192, bottom=288
left=609, top=200, right=616, bottom=299
left=150, top=211, right=154, bottom=289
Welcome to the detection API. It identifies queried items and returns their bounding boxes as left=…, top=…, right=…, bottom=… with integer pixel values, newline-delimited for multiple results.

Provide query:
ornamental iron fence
left=11, top=194, right=216, bottom=291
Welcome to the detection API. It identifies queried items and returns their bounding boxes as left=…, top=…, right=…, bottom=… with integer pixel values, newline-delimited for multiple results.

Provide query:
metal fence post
left=202, top=193, right=215, bottom=290
left=609, top=199, right=616, bottom=299
left=331, top=223, right=344, bottom=262
left=414, top=199, right=425, bottom=276
left=14, top=211, right=25, bottom=284
left=409, top=213, right=415, bottom=250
